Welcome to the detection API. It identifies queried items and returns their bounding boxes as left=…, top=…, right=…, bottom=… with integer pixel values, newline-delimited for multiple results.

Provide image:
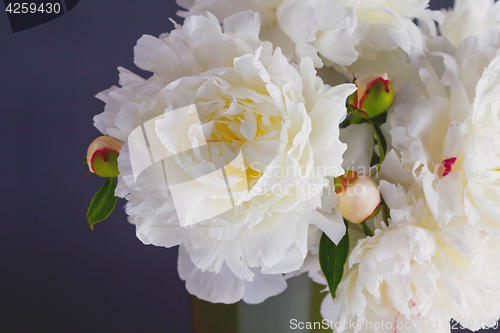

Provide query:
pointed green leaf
left=87, top=177, right=117, bottom=230
left=319, top=221, right=349, bottom=299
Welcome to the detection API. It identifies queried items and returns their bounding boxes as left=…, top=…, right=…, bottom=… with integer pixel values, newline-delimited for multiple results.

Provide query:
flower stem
left=361, top=221, right=373, bottom=237
left=368, top=119, right=387, bottom=172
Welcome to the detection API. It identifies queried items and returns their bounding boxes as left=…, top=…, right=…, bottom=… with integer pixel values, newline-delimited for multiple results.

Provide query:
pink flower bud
left=87, top=136, right=122, bottom=177
left=347, top=73, right=394, bottom=118
left=336, top=173, right=381, bottom=224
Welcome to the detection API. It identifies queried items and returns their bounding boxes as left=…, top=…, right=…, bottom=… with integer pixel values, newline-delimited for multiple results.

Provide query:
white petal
left=223, top=11, right=261, bottom=44
left=340, top=123, right=374, bottom=175
left=242, top=269, right=287, bottom=304
left=307, top=209, right=346, bottom=245
left=178, top=246, right=246, bottom=304
left=276, top=0, right=318, bottom=44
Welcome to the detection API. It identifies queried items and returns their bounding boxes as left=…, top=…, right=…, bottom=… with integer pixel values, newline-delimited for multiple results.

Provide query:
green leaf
left=319, top=221, right=350, bottom=299
left=83, top=156, right=87, bottom=164
left=87, top=177, right=117, bottom=230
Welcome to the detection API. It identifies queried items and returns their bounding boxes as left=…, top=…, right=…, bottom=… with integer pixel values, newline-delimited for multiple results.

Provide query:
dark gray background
left=2, top=0, right=492, bottom=332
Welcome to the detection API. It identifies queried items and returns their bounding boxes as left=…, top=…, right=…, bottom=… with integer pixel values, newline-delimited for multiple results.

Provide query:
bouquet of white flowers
left=84, top=0, right=500, bottom=331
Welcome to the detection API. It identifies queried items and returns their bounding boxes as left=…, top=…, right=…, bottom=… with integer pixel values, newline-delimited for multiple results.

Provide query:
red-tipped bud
left=335, top=172, right=381, bottom=224
left=87, top=136, right=122, bottom=178
left=347, top=73, right=394, bottom=118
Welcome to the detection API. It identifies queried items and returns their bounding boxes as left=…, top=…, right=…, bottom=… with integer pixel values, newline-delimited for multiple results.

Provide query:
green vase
left=190, top=274, right=329, bottom=333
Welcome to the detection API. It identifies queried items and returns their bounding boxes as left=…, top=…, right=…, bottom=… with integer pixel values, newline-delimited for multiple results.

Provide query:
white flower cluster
left=95, top=11, right=355, bottom=304
left=317, top=0, right=500, bottom=331
left=91, top=0, right=500, bottom=331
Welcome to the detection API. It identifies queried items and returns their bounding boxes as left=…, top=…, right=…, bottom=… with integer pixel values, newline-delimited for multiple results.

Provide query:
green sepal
left=349, top=113, right=366, bottom=125
left=364, top=202, right=384, bottom=222
left=333, top=170, right=357, bottom=194
left=90, top=148, right=120, bottom=178
left=319, top=220, right=350, bottom=299
left=333, top=176, right=345, bottom=194
left=361, top=221, right=373, bottom=237
left=347, top=91, right=357, bottom=110
left=369, top=111, right=388, bottom=127
left=358, top=78, right=394, bottom=118
left=87, top=177, right=117, bottom=230
left=83, top=157, right=87, bottom=164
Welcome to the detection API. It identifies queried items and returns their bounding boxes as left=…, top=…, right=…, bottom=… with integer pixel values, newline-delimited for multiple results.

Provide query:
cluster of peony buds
left=347, top=73, right=394, bottom=119
left=334, top=171, right=381, bottom=224
left=86, top=136, right=122, bottom=178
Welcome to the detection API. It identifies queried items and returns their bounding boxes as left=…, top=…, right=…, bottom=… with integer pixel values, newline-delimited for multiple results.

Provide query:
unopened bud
left=87, top=136, right=122, bottom=177
left=335, top=172, right=381, bottom=224
left=347, top=73, right=394, bottom=118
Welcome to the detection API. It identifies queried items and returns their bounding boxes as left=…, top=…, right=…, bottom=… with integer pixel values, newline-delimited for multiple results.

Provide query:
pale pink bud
left=336, top=174, right=381, bottom=224
left=87, top=136, right=122, bottom=177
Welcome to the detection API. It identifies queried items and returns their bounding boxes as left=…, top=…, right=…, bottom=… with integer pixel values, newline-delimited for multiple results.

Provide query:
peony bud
left=87, top=136, right=122, bottom=178
left=347, top=73, right=394, bottom=119
left=335, top=172, right=381, bottom=224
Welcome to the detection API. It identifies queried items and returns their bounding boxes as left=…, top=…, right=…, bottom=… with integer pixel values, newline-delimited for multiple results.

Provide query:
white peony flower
left=321, top=181, right=500, bottom=333
left=440, top=0, right=500, bottom=47
left=384, top=28, right=500, bottom=232
left=177, top=0, right=440, bottom=68
left=463, top=53, right=500, bottom=233
left=95, top=11, right=356, bottom=304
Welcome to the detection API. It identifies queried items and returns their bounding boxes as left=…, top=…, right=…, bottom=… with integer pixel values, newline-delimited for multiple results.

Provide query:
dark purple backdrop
left=2, top=1, right=492, bottom=332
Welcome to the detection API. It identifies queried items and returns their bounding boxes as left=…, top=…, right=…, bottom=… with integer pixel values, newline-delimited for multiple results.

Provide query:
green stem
left=361, top=221, right=373, bottom=237
left=368, top=119, right=387, bottom=171
left=383, top=202, right=391, bottom=224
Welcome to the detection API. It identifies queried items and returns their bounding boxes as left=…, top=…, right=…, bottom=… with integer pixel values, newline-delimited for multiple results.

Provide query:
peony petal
left=242, top=269, right=287, bottom=304
left=223, top=11, right=261, bottom=44
left=178, top=246, right=246, bottom=304
left=307, top=209, right=346, bottom=245
left=340, top=123, right=374, bottom=175
left=276, top=0, right=318, bottom=44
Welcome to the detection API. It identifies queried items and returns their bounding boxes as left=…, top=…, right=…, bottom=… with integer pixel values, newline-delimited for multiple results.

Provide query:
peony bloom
left=313, top=26, right=500, bottom=322
left=177, top=0, right=359, bottom=67
left=94, top=11, right=356, bottom=303
left=463, top=54, right=500, bottom=232
left=440, top=0, right=500, bottom=47
left=383, top=26, right=500, bottom=232
left=177, top=0, right=441, bottom=69
left=321, top=181, right=500, bottom=333
left=323, top=27, right=500, bottom=331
